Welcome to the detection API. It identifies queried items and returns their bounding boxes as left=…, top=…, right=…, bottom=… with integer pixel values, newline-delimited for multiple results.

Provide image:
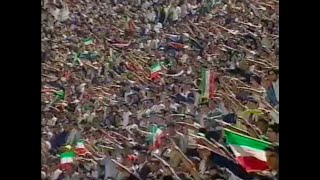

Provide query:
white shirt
left=150, top=104, right=165, bottom=113
left=147, top=10, right=156, bottom=22
left=45, top=141, right=52, bottom=150
left=180, top=4, right=188, bottom=18
left=170, top=6, right=181, bottom=21
left=47, top=117, right=57, bottom=127
left=199, top=159, right=206, bottom=174
left=49, top=8, right=60, bottom=20
left=57, top=4, right=69, bottom=22
left=147, top=39, right=160, bottom=49
left=154, top=23, right=163, bottom=34
left=187, top=4, right=198, bottom=15
left=272, top=79, right=279, bottom=102
left=270, top=110, right=279, bottom=124
left=170, top=103, right=180, bottom=111
left=181, top=90, right=191, bottom=98
left=218, top=102, right=228, bottom=115
left=122, top=111, right=132, bottom=127
left=181, top=54, right=189, bottom=63
left=124, top=91, right=134, bottom=102
left=142, top=1, right=151, bottom=9
left=41, top=171, right=47, bottom=179
left=104, top=157, right=118, bottom=179
left=194, top=92, right=200, bottom=106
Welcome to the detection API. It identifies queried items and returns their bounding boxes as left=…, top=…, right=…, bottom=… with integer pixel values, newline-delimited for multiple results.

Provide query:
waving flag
left=225, top=129, right=271, bottom=172
left=201, top=69, right=216, bottom=99
left=150, top=62, right=162, bottom=80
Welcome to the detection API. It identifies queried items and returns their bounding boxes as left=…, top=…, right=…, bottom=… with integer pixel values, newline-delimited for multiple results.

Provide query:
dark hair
left=246, top=96, right=258, bottom=104
left=268, top=123, right=279, bottom=133
left=268, top=69, right=279, bottom=75
left=167, top=122, right=176, bottom=128
left=162, top=175, right=174, bottom=180
left=251, top=75, right=262, bottom=85
left=198, top=128, right=207, bottom=134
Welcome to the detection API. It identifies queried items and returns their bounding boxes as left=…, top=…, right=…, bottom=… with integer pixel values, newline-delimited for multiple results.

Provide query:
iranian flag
left=60, top=152, right=75, bottom=170
left=75, top=140, right=89, bottom=156
left=201, top=69, right=216, bottom=99
left=150, top=63, right=162, bottom=80
left=148, top=125, right=164, bottom=150
left=225, top=129, right=271, bottom=172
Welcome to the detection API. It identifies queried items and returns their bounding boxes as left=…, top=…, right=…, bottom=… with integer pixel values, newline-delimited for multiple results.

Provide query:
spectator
left=41, top=0, right=279, bottom=179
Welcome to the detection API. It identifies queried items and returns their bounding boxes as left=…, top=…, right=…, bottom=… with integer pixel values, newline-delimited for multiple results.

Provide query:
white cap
left=182, top=33, right=189, bottom=37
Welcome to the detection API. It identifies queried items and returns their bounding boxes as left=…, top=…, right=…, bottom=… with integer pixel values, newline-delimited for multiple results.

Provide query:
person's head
left=167, top=122, right=176, bottom=134
left=267, top=69, right=279, bottom=82
left=208, top=99, right=217, bottom=110
left=189, top=156, right=201, bottom=170
left=265, top=145, right=279, bottom=171
left=122, top=104, right=130, bottom=112
left=245, top=97, right=259, bottom=109
left=256, top=118, right=269, bottom=134
left=267, top=123, right=279, bottom=143
left=250, top=75, right=262, bottom=86
left=149, top=159, right=160, bottom=172
left=63, top=123, right=72, bottom=132
left=163, top=98, right=171, bottom=107
left=137, top=151, right=147, bottom=164
left=238, top=60, right=249, bottom=70
left=200, top=102, right=210, bottom=114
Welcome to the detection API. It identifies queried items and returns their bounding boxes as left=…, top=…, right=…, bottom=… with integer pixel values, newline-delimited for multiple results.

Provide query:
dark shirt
left=210, top=152, right=252, bottom=179
left=137, top=163, right=151, bottom=180
left=175, top=92, right=194, bottom=104
left=51, top=131, right=69, bottom=150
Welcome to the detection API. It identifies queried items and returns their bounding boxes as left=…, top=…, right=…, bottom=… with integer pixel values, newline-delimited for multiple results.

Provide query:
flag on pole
left=150, top=63, right=162, bottom=73
left=225, top=129, right=271, bottom=172
left=60, top=151, right=75, bottom=170
left=201, top=69, right=216, bottom=99
left=148, top=125, right=164, bottom=150
left=74, top=140, right=89, bottom=156
left=60, top=152, right=75, bottom=164
left=83, top=38, right=94, bottom=45
left=150, top=62, right=162, bottom=80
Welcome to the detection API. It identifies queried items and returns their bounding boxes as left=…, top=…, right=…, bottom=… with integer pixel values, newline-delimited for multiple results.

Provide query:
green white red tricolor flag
left=150, top=62, right=162, bottom=80
left=60, top=152, right=75, bottom=164
left=75, top=140, right=89, bottom=156
left=148, top=125, right=164, bottom=150
left=150, top=62, right=161, bottom=73
left=225, top=129, right=271, bottom=172
left=60, top=151, right=76, bottom=171
left=201, top=69, right=216, bottom=99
